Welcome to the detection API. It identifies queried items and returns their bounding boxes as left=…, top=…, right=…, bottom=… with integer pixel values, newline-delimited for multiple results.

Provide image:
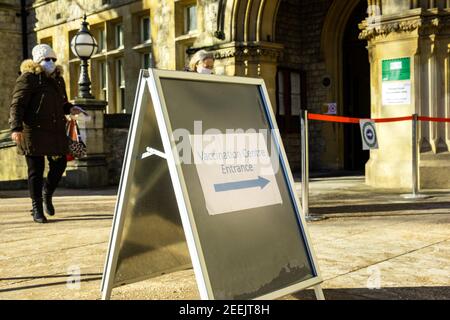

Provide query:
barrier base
left=400, top=193, right=432, bottom=200
left=306, top=214, right=328, bottom=222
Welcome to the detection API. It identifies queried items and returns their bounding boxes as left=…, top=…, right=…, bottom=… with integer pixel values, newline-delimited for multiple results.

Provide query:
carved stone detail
left=359, top=19, right=422, bottom=41
left=358, top=13, right=450, bottom=41
left=212, top=43, right=283, bottom=61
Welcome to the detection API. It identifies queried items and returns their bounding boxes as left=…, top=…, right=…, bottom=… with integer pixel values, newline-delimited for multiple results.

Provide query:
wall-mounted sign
left=382, top=82, right=411, bottom=105
left=359, top=120, right=378, bottom=150
left=324, top=103, right=337, bottom=115
left=382, top=58, right=411, bottom=81
left=381, top=57, right=411, bottom=106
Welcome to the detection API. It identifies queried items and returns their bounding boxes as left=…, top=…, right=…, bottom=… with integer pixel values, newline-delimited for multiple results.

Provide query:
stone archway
left=226, top=0, right=282, bottom=42
left=342, top=1, right=372, bottom=170
left=188, top=0, right=284, bottom=108
left=213, top=0, right=284, bottom=107
left=217, top=0, right=371, bottom=150
left=222, top=0, right=365, bottom=100
left=320, top=0, right=369, bottom=170
left=321, top=0, right=364, bottom=119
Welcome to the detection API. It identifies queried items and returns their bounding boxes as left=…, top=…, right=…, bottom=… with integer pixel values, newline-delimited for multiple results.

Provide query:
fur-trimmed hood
left=20, top=59, right=64, bottom=76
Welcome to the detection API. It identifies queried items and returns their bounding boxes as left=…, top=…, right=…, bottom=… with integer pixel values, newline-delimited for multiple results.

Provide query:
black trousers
left=25, top=155, right=67, bottom=200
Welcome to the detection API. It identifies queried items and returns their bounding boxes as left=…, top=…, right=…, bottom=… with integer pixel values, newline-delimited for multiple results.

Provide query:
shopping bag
left=66, top=118, right=87, bottom=159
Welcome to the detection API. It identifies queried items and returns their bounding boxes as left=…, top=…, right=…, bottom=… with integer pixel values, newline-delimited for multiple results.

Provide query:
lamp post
left=71, top=14, right=98, bottom=99
left=66, top=14, right=108, bottom=188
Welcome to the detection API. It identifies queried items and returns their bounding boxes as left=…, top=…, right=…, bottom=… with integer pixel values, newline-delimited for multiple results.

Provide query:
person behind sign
left=9, top=44, right=82, bottom=224
left=188, top=50, right=215, bottom=74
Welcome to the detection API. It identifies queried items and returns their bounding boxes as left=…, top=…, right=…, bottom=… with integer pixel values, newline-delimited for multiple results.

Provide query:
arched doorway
left=224, top=0, right=371, bottom=172
left=342, top=1, right=371, bottom=170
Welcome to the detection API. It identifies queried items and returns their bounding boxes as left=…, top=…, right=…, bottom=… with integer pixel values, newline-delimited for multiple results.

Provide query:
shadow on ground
left=0, top=187, right=118, bottom=199
left=293, top=286, right=450, bottom=300
left=0, top=275, right=103, bottom=294
left=311, top=202, right=450, bottom=215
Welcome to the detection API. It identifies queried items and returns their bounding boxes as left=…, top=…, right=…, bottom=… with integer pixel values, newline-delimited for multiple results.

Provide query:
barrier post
left=300, top=110, right=309, bottom=219
left=412, top=113, right=419, bottom=196
left=301, top=110, right=325, bottom=221
left=402, top=113, right=429, bottom=199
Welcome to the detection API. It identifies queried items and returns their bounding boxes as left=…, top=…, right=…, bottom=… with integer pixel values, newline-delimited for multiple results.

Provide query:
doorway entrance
left=342, top=1, right=371, bottom=171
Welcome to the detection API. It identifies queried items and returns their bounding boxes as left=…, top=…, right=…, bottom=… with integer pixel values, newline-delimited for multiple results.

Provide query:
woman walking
left=9, top=44, right=81, bottom=223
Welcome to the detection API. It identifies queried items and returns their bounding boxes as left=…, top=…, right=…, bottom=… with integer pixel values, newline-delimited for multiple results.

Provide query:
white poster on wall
left=382, top=81, right=411, bottom=105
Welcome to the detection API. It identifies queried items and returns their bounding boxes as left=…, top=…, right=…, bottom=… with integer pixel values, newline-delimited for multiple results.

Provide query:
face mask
left=40, top=60, right=56, bottom=74
left=197, top=66, right=212, bottom=75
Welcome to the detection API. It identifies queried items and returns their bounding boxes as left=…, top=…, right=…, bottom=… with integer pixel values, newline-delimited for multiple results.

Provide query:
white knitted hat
left=32, top=44, right=57, bottom=63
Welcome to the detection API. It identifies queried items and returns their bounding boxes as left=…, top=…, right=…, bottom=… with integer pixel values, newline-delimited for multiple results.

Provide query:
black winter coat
left=9, top=60, right=72, bottom=156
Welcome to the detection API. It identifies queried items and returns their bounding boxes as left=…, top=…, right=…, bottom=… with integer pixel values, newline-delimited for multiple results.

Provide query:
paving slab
left=0, top=178, right=449, bottom=300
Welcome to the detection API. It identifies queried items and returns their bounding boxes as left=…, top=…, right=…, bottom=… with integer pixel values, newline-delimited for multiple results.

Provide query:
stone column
left=360, top=2, right=450, bottom=189
left=65, top=99, right=108, bottom=188
left=213, top=41, right=283, bottom=110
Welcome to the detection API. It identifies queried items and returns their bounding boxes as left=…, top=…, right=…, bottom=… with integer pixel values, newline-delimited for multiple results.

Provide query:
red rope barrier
left=418, top=116, right=450, bottom=123
left=374, top=116, right=413, bottom=123
left=307, top=113, right=360, bottom=124
left=307, top=113, right=450, bottom=124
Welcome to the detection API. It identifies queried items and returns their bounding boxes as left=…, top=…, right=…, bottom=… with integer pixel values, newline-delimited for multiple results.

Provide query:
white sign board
left=381, top=57, right=411, bottom=106
left=382, top=82, right=411, bottom=105
left=190, top=133, right=282, bottom=216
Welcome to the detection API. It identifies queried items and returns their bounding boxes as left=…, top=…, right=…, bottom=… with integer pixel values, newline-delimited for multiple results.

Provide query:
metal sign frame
left=101, top=69, right=324, bottom=300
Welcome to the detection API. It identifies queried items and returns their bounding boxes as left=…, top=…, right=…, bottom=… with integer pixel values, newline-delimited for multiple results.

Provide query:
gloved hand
left=11, top=131, right=23, bottom=143
left=70, top=105, right=88, bottom=116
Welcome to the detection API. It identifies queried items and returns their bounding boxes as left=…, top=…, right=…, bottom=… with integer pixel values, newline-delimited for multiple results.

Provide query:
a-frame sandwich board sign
left=101, top=68, right=324, bottom=300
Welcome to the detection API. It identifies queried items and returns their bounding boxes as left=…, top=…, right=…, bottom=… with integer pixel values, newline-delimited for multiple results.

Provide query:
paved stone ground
left=0, top=176, right=449, bottom=300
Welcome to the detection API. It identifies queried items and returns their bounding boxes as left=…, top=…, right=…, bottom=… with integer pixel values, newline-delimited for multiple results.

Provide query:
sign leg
left=313, top=285, right=325, bottom=300
left=301, top=111, right=326, bottom=222
left=101, top=286, right=113, bottom=300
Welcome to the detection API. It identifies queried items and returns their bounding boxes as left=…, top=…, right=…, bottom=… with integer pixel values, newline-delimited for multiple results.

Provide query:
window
left=290, top=72, right=301, bottom=117
left=185, top=5, right=197, bottom=34
left=98, top=29, right=106, bottom=52
left=141, top=16, right=151, bottom=43
left=68, top=29, right=79, bottom=60
left=116, top=59, right=126, bottom=112
left=100, top=61, right=108, bottom=101
left=39, top=37, right=53, bottom=47
left=115, top=24, right=123, bottom=48
left=69, top=61, right=80, bottom=100
left=142, top=53, right=152, bottom=69
left=276, top=69, right=306, bottom=133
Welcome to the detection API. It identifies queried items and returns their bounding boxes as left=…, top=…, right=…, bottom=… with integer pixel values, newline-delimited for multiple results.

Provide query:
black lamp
left=71, top=14, right=98, bottom=99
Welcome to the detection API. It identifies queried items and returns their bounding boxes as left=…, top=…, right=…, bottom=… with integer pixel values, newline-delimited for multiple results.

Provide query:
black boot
left=32, top=199, right=47, bottom=223
left=43, top=191, right=55, bottom=216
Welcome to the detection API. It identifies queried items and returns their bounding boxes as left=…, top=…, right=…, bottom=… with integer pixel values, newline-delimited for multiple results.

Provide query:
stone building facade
left=1, top=0, right=450, bottom=189
left=361, top=0, right=450, bottom=188
left=0, top=1, right=24, bottom=129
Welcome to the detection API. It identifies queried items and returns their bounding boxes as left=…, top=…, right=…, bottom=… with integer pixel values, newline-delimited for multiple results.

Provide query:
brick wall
left=275, top=0, right=333, bottom=171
